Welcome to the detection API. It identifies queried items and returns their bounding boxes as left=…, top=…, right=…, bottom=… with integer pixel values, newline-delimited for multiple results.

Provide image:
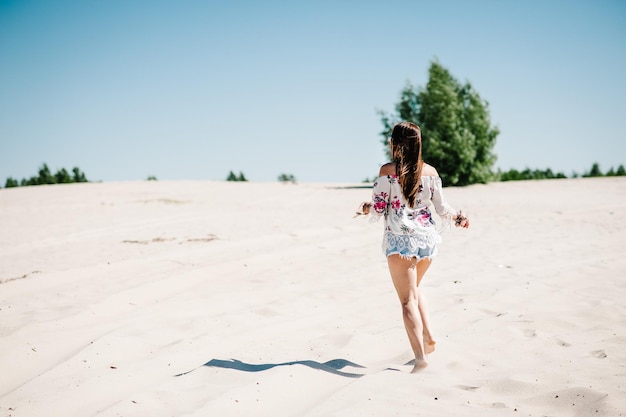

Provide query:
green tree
left=72, top=167, right=88, bottom=182
left=5, top=177, right=19, bottom=188
left=379, top=61, right=499, bottom=186
left=278, top=173, right=297, bottom=184
left=38, top=163, right=55, bottom=184
left=55, top=168, right=72, bottom=184
left=616, top=164, right=626, bottom=176
left=499, top=168, right=521, bottom=181
left=584, top=162, right=603, bottom=178
left=226, top=170, right=248, bottom=181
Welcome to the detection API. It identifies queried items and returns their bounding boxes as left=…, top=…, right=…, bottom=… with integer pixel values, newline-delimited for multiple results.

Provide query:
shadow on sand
left=175, top=358, right=369, bottom=378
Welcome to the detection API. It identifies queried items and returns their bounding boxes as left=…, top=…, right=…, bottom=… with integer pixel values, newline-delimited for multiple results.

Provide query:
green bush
left=3, top=164, right=88, bottom=188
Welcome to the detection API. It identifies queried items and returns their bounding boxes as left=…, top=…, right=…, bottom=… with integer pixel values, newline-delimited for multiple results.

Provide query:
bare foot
left=424, top=339, right=436, bottom=354
left=411, top=359, right=428, bottom=373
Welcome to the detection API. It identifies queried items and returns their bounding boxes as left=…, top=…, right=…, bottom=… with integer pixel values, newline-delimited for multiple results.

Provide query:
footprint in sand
left=456, top=384, right=480, bottom=391
left=554, top=338, right=571, bottom=347
left=591, top=349, right=607, bottom=359
left=123, top=234, right=218, bottom=245
left=479, top=308, right=507, bottom=317
left=478, top=401, right=508, bottom=409
left=0, top=270, right=42, bottom=284
left=182, top=234, right=218, bottom=243
left=523, top=329, right=536, bottom=338
left=122, top=237, right=176, bottom=244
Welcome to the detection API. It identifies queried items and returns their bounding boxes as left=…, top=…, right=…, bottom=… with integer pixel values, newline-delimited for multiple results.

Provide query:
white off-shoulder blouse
left=370, top=175, right=456, bottom=259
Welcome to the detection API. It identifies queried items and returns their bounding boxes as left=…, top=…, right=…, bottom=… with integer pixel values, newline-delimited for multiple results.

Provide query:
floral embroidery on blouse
left=370, top=174, right=455, bottom=237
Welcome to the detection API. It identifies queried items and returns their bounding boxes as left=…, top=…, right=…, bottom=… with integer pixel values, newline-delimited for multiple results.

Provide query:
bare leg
left=415, top=259, right=435, bottom=354
left=387, top=255, right=433, bottom=373
left=418, top=287, right=436, bottom=354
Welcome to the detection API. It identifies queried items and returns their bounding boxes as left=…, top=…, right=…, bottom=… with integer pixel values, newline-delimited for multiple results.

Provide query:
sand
left=1, top=177, right=625, bottom=416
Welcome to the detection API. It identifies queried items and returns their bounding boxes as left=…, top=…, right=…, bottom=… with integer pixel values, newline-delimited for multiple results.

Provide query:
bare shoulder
left=421, top=162, right=439, bottom=177
left=379, top=162, right=396, bottom=177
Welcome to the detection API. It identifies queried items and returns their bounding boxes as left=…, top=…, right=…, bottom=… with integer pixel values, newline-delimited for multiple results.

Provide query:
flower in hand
left=354, top=202, right=371, bottom=217
left=454, top=211, right=470, bottom=229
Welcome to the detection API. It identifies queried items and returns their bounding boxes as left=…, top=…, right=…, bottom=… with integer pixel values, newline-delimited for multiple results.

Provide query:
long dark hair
left=390, top=122, right=423, bottom=208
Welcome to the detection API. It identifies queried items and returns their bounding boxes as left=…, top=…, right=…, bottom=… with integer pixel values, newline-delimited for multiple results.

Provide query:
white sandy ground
left=0, top=177, right=625, bottom=417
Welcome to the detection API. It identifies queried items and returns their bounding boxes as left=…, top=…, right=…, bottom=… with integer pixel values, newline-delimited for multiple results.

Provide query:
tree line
left=498, top=163, right=626, bottom=181
left=2, top=166, right=300, bottom=187
left=3, top=164, right=88, bottom=188
left=226, top=170, right=297, bottom=183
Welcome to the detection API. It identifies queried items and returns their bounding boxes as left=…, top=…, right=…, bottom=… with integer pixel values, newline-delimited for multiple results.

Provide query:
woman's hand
left=354, top=202, right=371, bottom=217
left=454, top=211, right=470, bottom=229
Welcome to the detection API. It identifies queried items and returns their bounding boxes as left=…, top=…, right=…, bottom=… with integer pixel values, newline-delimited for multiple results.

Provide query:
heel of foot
left=411, top=359, right=428, bottom=373
left=424, top=341, right=436, bottom=354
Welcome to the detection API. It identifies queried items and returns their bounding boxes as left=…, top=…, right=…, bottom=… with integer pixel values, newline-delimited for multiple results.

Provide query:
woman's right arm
left=370, top=175, right=391, bottom=216
left=357, top=165, right=393, bottom=217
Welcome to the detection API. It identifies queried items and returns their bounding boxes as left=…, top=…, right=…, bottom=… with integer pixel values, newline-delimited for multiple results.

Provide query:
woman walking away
left=357, top=121, right=469, bottom=373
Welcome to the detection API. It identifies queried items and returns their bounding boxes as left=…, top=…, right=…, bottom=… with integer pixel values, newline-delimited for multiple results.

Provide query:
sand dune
left=1, top=178, right=625, bottom=416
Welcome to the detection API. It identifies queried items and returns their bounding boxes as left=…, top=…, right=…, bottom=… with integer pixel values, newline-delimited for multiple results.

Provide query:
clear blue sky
left=1, top=0, right=625, bottom=183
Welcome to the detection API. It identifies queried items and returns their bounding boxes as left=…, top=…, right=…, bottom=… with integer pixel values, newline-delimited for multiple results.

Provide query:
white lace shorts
left=383, top=232, right=440, bottom=260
